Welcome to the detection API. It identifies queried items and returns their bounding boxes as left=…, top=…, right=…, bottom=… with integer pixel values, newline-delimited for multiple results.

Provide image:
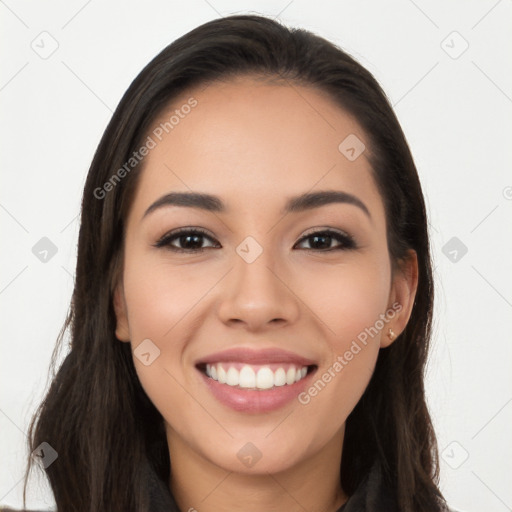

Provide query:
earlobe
left=113, top=283, right=131, bottom=342
left=381, top=250, right=419, bottom=348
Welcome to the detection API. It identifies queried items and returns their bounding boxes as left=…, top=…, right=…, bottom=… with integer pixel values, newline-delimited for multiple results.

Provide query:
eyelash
left=153, top=227, right=357, bottom=253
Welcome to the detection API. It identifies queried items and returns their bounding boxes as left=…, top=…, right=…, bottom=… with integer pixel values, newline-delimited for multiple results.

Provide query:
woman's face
left=113, top=76, right=417, bottom=475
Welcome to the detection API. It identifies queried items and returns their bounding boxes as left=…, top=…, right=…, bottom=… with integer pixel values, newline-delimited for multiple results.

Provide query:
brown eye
left=154, top=228, right=220, bottom=253
left=294, top=230, right=356, bottom=251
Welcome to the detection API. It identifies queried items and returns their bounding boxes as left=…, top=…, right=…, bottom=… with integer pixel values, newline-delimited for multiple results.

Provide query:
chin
left=201, top=436, right=309, bottom=476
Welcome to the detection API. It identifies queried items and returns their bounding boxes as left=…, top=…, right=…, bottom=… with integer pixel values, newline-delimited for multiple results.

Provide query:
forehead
left=127, top=76, right=384, bottom=224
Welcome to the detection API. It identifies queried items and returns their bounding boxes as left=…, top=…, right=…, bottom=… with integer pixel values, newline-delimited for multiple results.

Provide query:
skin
left=113, top=76, right=418, bottom=512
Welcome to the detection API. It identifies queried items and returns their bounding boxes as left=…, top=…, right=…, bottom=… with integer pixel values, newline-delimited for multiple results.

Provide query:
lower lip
left=198, top=368, right=316, bottom=413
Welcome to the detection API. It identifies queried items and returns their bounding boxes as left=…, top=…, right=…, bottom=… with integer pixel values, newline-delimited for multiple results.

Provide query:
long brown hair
left=23, top=14, right=447, bottom=512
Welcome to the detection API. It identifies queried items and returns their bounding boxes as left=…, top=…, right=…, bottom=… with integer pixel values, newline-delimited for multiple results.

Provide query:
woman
left=21, top=14, right=451, bottom=512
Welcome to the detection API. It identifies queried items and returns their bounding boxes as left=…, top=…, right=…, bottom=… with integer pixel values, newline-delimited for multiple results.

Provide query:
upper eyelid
left=154, top=227, right=218, bottom=248
left=298, top=226, right=352, bottom=239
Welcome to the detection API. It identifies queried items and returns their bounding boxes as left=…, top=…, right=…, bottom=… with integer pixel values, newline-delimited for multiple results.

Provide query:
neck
left=167, top=426, right=348, bottom=512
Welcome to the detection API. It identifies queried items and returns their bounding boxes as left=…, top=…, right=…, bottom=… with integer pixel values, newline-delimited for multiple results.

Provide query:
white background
left=1, top=1, right=511, bottom=511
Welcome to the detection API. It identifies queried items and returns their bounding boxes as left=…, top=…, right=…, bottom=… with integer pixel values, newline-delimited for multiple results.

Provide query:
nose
left=216, top=247, right=301, bottom=332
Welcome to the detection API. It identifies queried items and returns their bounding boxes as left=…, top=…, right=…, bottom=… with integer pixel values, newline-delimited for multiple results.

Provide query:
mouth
left=195, top=347, right=318, bottom=414
left=196, top=362, right=317, bottom=390
left=194, top=347, right=318, bottom=413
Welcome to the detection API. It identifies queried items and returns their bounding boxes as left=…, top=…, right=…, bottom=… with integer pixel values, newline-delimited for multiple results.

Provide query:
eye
left=153, top=227, right=219, bottom=253
left=294, top=229, right=356, bottom=251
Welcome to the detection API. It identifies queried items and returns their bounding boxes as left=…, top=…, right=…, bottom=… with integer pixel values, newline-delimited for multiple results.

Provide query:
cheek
left=121, top=257, right=201, bottom=428
left=296, top=298, right=385, bottom=443
left=121, top=255, right=222, bottom=407
left=297, top=256, right=392, bottom=347
left=122, top=256, right=216, bottom=343
left=293, top=256, right=390, bottom=414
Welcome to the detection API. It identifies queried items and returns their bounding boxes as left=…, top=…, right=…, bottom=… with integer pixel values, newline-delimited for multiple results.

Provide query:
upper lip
left=196, top=347, right=317, bottom=367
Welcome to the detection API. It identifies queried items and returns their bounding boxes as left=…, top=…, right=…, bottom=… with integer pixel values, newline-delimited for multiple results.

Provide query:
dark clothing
left=148, top=461, right=398, bottom=511
left=336, top=462, right=397, bottom=512
left=0, top=460, right=451, bottom=511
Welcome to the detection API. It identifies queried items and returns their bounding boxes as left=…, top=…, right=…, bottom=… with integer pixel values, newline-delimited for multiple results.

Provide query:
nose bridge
left=235, top=236, right=279, bottom=291
left=216, top=235, right=299, bottom=328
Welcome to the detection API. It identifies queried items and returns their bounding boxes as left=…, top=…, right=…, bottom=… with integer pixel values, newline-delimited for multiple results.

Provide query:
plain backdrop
left=1, top=1, right=511, bottom=511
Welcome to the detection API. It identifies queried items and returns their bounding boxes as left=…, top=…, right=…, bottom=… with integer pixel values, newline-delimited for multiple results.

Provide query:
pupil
left=312, top=234, right=331, bottom=249
left=182, top=234, right=201, bottom=248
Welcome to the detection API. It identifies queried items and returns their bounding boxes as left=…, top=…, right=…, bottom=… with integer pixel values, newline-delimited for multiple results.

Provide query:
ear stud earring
left=387, top=328, right=396, bottom=341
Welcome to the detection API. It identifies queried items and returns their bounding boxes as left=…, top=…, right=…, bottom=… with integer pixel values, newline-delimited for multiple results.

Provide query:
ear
left=113, top=281, right=131, bottom=342
left=381, top=249, right=419, bottom=348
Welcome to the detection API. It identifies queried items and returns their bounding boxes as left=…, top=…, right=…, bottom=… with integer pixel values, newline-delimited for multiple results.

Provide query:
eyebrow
left=142, top=190, right=371, bottom=220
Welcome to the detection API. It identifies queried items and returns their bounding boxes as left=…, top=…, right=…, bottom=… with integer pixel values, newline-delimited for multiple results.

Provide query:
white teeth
left=239, top=365, right=256, bottom=388
left=226, top=367, right=239, bottom=386
left=204, top=363, right=309, bottom=389
left=256, top=367, right=274, bottom=389
left=217, top=365, right=227, bottom=384
left=274, top=367, right=286, bottom=387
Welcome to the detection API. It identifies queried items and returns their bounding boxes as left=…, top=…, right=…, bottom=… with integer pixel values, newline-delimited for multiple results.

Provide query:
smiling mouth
left=196, top=362, right=317, bottom=390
